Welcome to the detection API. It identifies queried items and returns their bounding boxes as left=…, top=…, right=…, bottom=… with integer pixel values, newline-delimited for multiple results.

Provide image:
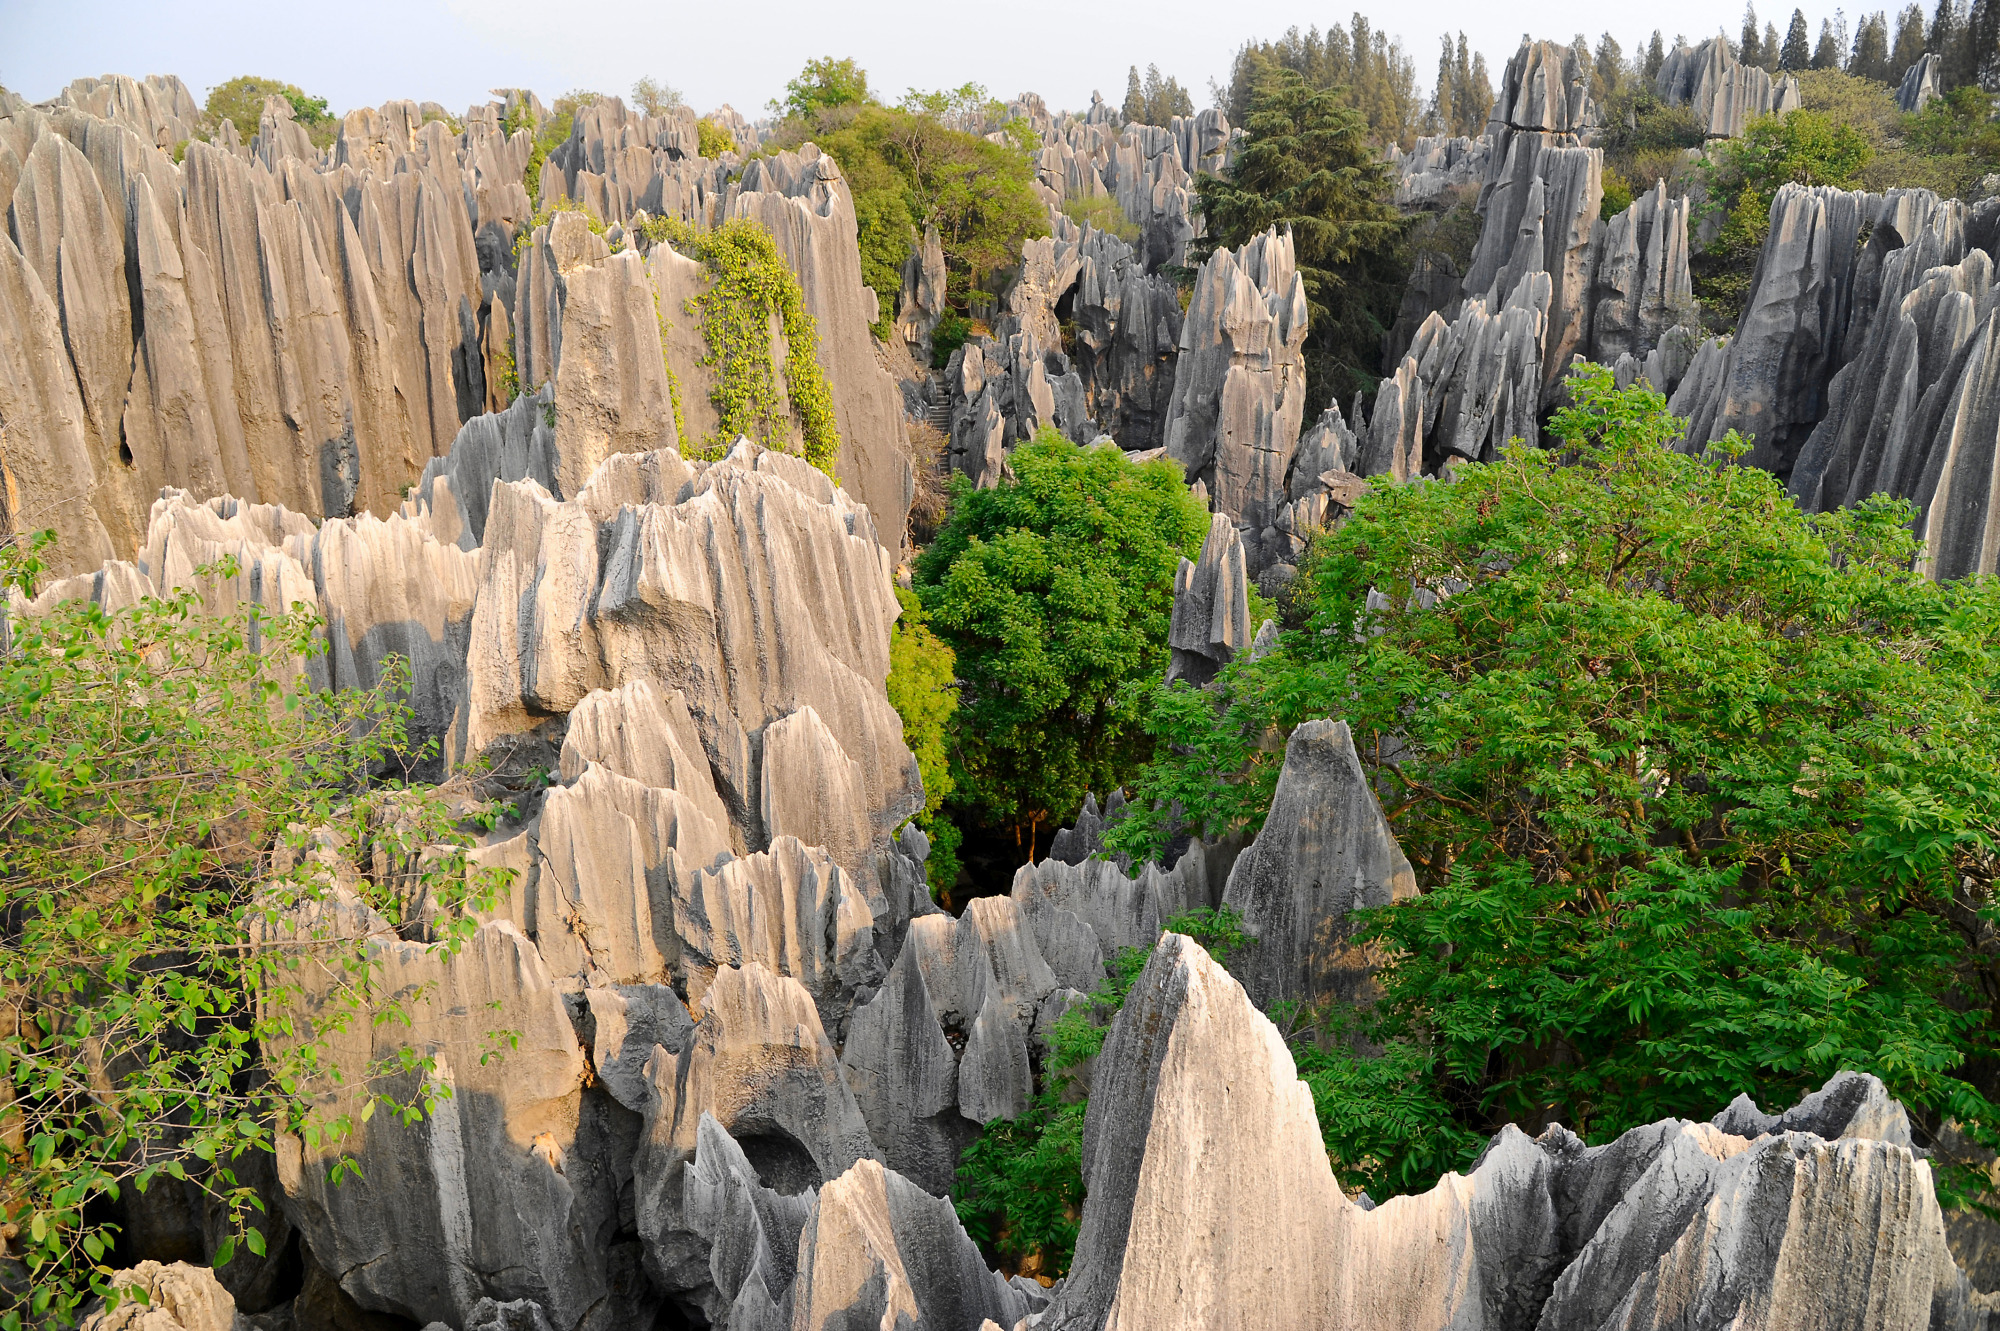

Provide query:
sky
left=2, top=0, right=1860, bottom=122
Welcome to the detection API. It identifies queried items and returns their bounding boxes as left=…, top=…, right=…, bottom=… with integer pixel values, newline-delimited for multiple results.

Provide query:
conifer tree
left=1122, top=65, right=1144, bottom=123
left=1850, top=12, right=1891, bottom=79
left=1782, top=9, right=1814, bottom=66
left=1811, top=17, right=1843, bottom=66
left=1645, top=30, right=1668, bottom=79
left=1594, top=33, right=1626, bottom=102
left=1891, top=3, right=1928, bottom=69
left=1742, top=4, right=1766, bottom=63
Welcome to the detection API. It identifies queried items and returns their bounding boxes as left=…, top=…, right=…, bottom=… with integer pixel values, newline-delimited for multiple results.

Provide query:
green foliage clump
left=1895, top=86, right=2000, bottom=197
left=954, top=907, right=1245, bottom=1275
left=1599, top=165, right=1634, bottom=219
left=0, top=534, right=509, bottom=1323
left=886, top=586, right=960, bottom=897
left=775, top=57, right=872, bottom=120
left=696, top=118, right=736, bottom=158
left=510, top=197, right=606, bottom=263
left=637, top=215, right=841, bottom=475
left=1115, top=366, right=2000, bottom=1202
left=1120, top=64, right=1195, bottom=127
left=772, top=98, right=1048, bottom=330
left=1595, top=87, right=1706, bottom=197
left=520, top=90, right=602, bottom=203
left=930, top=312, right=974, bottom=369
left=1194, top=65, right=1405, bottom=404
left=204, top=76, right=336, bottom=149
left=1224, top=18, right=1426, bottom=149
left=1059, top=194, right=1140, bottom=244
left=914, top=430, right=1209, bottom=852
left=1694, top=108, right=1874, bottom=325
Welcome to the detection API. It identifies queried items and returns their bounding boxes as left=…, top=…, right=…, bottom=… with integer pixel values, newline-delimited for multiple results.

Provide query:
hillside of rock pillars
left=5, top=23, right=2000, bottom=1331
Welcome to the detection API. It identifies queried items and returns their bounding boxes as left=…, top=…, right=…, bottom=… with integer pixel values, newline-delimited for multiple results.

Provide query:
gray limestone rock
left=1898, top=54, right=1945, bottom=114
left=1656, top=37, right=1803, bottom=138
left=789, top=1157, right=1031, bottom=1331
left=1163, top=228, right=1309, bottom=551
left=1045, top=930, right=1987, bottom=1331
left=1220, top=718, right=1419, bottom=1010
left=80, top=1262, right=240, bottom=1331
left=1166, top=512, right=1252, bottom=686
left=682, top=1113, right=814, bottom=1330
left=838, top=940, right=962, bottom=1195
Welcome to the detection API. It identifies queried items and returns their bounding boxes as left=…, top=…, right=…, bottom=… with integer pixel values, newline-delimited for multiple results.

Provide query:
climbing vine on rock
left=636, top=215, right=842, bottom=476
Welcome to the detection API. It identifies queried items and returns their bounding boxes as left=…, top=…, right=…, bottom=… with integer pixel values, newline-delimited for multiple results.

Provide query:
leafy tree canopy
left=630, top=76, right=683, bottom=117
left=774, top=56, right=873, bottom=120
left=886, top=586, right=961, bottom=896
left=768, top=93, right=1047, bottom=330
left=914, top=429, right=1209, bottom=853
left=204, top=76, right=335, bottom=148
left=1113, top=368, right=2000, bottom=1202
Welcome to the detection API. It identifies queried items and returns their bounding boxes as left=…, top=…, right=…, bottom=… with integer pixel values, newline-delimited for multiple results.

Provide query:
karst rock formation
left=11, top=45, right=2000, bottom=1331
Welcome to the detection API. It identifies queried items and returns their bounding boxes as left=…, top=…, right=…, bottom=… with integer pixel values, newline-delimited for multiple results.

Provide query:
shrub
left=885, top=587, right=960, bottom=898
left=203, top=76, right=336, bottom=149
left=696, top=118, right=735, bottom=158
left=0, top=534, right=508, bottom=1322
left=913, top=430, right=1209, bottom=855
left=1113, top=366, right=2000, bottom=1202
left=1600, top=165, right=1634, bottom=219
left=1059, top=194, right=1141, bottom=244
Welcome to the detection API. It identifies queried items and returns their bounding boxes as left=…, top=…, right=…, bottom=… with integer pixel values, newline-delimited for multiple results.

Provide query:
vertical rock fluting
left=1654, top=37, right=1803, bottom=138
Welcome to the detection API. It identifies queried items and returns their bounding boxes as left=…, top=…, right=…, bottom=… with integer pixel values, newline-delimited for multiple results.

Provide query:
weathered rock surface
left=1166, top=512, right=1253, bottom=685
left=1655, top=37, right=1802, bottom=138
left=1221, top=718, right=1418, bottom=1009
left=1898, top=53, right=1945, bottom=114
left=1045, top=931, right=1996, bottom=1331
left=81, top=1261, right=241, bottom=1331
left=1665, top=183, right=2000, bottom=579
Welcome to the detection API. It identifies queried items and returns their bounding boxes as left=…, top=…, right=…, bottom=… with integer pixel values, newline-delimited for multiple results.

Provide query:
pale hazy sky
left=3, top=0, right=1845, bottom=122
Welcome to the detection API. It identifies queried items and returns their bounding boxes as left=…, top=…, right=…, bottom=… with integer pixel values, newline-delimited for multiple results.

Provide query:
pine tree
left=1467, top=49, right=1494, bottom=131
left=1764, top=22, right=1784, bottom=66
left=1646, top=30, right=1668, bottom=79
left=1742, top=3, right=1766, bottom=63
left=1432, top=38, right=1456, bottom=135
left=1851, top=12, right=1891, bottom=78
left=1892, top=3, right=1928, bottom=69
left=1964, top=0, right=1998, bottom=87
left=1812, top=17, right=1842, bottom=65
left=1122, top=66, right=1145, bottom=124
left=1928, top=0, right=1962, bottom=75
left=1782, top=8, right=1814, bottom=66
left=1594, top=33, right=1627, bottom=102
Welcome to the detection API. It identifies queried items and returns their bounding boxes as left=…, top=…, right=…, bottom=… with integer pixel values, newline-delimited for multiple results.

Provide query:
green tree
left=1645, top=30, right=1667, bottom=79
left=1194, top=65, right=1405, bottom=403
left=696, top=118, right=735, bottom=157
left=1224, top=18, right=1425, bottom=148
left=1114, top=367, right=2000, bottom=1200
left=1782, top=8, right=1814, bottom=67
left=772, top=104, right=1047, bottom=328
left=886, top=587, right=961, bottom=897
left=1892, top=3, right=1929, bottom=71
left=0, top=535, right=509, bottom=1322
left=631, top=76, right=682, bottom=116
left=1742, top=4, right=1767, bottom=66
left=775, top=57, right=872, bottom=120
left=204, top=76, right=335, bottom=149
left=913, top=430, right=1208, bottom=856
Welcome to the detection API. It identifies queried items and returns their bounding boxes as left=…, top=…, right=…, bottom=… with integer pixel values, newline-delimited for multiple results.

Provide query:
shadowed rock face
left=1671, top=184, right=2000, bottom=577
